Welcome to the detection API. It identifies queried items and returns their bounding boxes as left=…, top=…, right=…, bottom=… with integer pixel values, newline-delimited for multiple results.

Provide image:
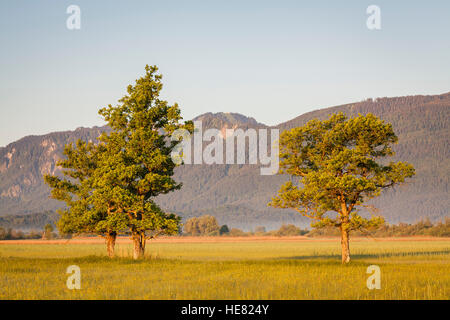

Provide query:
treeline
left=183, top=215, right=308, bottom=236
left=2, top=214, right=449, bottom=239
left=0, top=228, right=42, bottom=240
left=0, top=224, right=57, bottom=240
left=184, top=215, right=450, bottom=237
left=0, top=211, right=59, bottom=230
left=308, top=218, right=450, bottom=237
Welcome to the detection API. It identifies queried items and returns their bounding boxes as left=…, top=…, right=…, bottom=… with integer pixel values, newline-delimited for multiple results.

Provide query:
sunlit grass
left=0, top=240, right=448, bottom=299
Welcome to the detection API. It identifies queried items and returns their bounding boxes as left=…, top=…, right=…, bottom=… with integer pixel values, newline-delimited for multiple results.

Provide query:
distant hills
left=0, top=93, right=449, bottom=230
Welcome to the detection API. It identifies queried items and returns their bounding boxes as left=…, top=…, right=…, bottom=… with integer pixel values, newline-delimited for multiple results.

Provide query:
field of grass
left=0, top=238, right=448, bottom=299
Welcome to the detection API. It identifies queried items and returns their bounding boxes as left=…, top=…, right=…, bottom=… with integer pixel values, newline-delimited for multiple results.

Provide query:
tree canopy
left=45, top=65, right=192, bottom=259
left=269, top=113, right=415, bottom=263
left=184, top=215, right=221, bottom=236
left=44, top=141, right=111, bottom=237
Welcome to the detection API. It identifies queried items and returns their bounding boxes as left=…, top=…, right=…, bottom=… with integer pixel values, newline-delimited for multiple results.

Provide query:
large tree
left=269, top=113, right=415, bottom=263
left=44, top=140, right=118, bottom=257
left=93, top=65, right=192, bottom=259
left=45, top=65, right=191, bottom=259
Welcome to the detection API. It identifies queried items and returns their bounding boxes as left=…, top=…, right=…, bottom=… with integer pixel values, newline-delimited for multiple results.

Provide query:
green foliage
left=270, top=113, right=415, bottom=262
left=92, top=65, right=192, bottom=243
left=44, top=140, right=108, bottom=236
left=270, top=113, right=415, bottom=233
left=44, top=66, right=192, bottom=254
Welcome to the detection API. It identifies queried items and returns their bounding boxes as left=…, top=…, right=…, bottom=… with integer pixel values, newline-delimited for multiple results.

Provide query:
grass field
left=0, top=237, right=448, bottom=299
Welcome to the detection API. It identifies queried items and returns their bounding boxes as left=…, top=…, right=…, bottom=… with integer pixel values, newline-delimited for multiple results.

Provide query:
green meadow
left=0, top=239, right=448, bottom=299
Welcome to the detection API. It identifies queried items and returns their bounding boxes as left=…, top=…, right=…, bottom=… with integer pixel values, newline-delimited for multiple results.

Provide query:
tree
left=184, top=215, right=220, bottom=236
left=93, top=65, right=192, bottom=259
left=269, top=113, right=415, bottom=263
left=219, top=225, right=230, bottom=235
left=43, top=223, right=54, bottom=240
left=197, top=215, right=220, bottom=235
left=184, top=217, right=200, bottom=235
left=44, top=141, right=118, bottom=257
left=0, top=227, right=8, bottom=240
left=274, top=224, right=301, bottom=237
left=229, top=228, right=245, bottom=237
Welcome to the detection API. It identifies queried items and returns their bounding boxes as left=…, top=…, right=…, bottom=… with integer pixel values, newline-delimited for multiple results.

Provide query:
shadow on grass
left=279, top=249, right=450, bottom=261
left=0, top=254, right=178, bottom=265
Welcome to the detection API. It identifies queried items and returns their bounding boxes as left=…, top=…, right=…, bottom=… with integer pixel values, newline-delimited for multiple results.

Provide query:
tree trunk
left=340, top=227, right=351, bottom=264
left=106, top=231, right=117, bottom=258
left=132, top=231, right=146, bottom=259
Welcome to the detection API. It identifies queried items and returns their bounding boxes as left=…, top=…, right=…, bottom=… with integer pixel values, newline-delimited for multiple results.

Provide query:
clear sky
left=0, top=0, right=449, bottom=146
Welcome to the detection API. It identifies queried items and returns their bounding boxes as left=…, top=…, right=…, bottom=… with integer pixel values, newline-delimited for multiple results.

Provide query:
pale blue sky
left=0, top=0, right=449, bottom=146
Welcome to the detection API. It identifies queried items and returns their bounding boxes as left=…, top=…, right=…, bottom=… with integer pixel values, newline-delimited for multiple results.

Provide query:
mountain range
left=0, top=93, right=448, bottom=230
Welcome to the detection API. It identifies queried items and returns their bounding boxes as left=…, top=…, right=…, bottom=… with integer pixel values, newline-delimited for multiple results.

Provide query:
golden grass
left=0, top=238, right=448, bottom=299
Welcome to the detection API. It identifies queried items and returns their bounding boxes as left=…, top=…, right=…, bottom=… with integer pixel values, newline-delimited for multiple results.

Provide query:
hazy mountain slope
left=276, top=93, right=450, bottom=223
left=193, top=112, right=265, bottom=129
left=0, top=94, right=448, bottom=230
left=156, top=112, right=295, bottom=229
left=0, top=126, right=106, bottom=214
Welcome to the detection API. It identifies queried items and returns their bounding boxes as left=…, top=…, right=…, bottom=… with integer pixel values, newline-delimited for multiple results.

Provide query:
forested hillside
left=277, top=93, right=449, bottom=224
left=0, top=93, right=448, bottom=229
left=157, top=93, right=449, bottom=228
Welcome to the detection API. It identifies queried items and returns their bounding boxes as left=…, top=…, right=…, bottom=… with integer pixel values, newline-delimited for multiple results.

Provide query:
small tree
left=275, top=224, right=301, bottom=237
left=198, top=215, right=220, bottom=235
left=184, top=215, right=220, bottom=236
left=269, top=113, right=415, bottom=263
left=42, top=223, right=54, bottom=240
left=184, top=217, right=200, bottom=236
left=219, top=225, right=230, bottom=235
